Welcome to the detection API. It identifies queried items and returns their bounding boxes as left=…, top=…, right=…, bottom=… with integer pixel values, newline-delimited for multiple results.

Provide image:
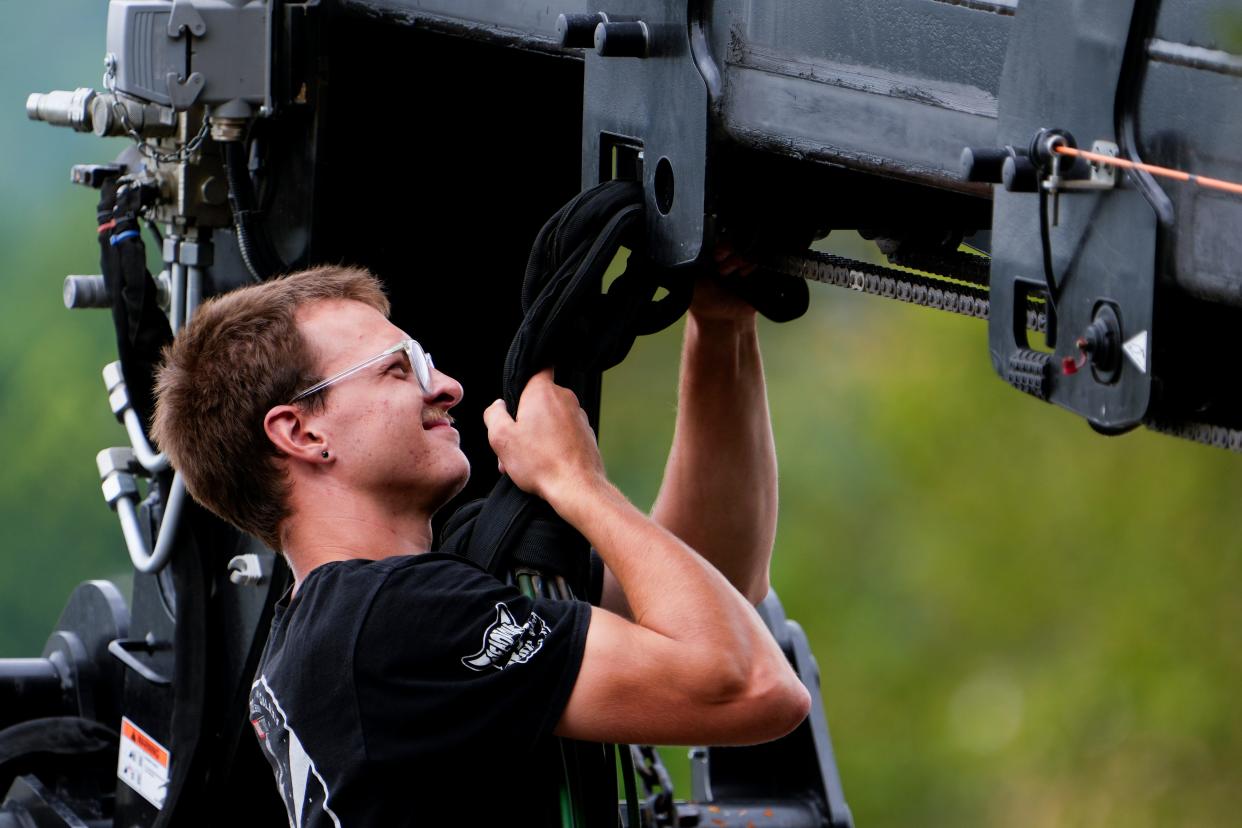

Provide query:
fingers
left=519, top=368, right=581, bottom=415
left=483, top=397, right=512, bottom=431
left=712, top=240, right=758, bottom=277
left=529, top=367, right=556, bottom=385
left=483, top=398, right=513, bottom=453
left=522, top=368, right=569, bottom=409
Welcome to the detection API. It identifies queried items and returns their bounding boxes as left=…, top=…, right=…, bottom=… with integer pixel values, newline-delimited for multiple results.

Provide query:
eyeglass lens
left=405, top=340, right=434, bottom=393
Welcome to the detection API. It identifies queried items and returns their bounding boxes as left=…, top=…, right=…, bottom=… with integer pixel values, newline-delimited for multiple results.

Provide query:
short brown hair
left=151, top=265, right=390, bottom=550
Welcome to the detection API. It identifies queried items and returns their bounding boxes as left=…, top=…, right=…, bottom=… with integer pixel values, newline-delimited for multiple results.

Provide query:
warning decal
left=1123, top=330, right=1149, bottom=374
left=118, top=716, right=170, bottom=809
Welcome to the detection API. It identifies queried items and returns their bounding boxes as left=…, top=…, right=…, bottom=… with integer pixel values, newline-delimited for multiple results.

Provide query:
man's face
left=295, top=299, right=470, bottom=513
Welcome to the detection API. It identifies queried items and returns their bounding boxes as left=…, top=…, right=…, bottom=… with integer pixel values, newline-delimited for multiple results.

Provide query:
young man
left=152, top=264, right=809, bottom=826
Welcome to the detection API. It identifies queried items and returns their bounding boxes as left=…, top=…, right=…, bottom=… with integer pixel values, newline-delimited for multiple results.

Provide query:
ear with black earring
left=321, top=450, right=329, bottom=459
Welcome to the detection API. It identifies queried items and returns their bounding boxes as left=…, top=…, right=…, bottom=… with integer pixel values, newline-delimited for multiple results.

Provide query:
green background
left=5, top=4, right=1242, bottom=827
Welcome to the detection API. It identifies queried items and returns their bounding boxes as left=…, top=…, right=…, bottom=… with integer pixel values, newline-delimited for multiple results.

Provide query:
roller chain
left=1146, top=419, right=1242, bottom=454
left=769, top=250, right=1047, bottom=333
left=770, top=252, right=1242, bottom=454
left=884, top=248, right=992, bottom=288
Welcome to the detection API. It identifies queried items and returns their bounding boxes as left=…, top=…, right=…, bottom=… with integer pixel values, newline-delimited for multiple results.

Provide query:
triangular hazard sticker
left=1123, top=330, right=1148, bottom=373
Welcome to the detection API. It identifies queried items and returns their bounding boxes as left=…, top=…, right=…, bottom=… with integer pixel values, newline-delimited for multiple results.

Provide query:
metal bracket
left=697, top=591, right=854, bottom=827
left=581, top=2, right=713, bottom=266
left=1052, top=140, right=1121, bottom=191
left=990, top=0, right=1157, bottom=431
left=108, top=634, right=172, bottom=686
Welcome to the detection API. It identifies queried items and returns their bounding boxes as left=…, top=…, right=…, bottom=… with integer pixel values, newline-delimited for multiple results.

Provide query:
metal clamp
left=1049, top=139, right=1121, bottom=191
left=227, top=553, right=272, bottom=586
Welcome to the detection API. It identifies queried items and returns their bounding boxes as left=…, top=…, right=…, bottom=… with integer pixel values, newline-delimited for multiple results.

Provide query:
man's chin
left=429, top=459, right=471, bottom=516
left=447, top=461, right=471, bottom=502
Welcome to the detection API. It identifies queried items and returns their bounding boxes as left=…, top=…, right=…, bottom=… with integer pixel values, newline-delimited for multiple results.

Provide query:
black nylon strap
left=451, top=476, right=539, bottom=577
left=504, top=518, right=591, bottom=586
left=98, top=182, right=172, bottom=433
left=445, top=180, right=693, bottom=594
left=503, top=200, right=645, bottom=412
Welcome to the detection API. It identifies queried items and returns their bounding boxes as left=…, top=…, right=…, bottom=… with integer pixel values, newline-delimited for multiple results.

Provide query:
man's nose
left=426, top=369, right=463, bottom=409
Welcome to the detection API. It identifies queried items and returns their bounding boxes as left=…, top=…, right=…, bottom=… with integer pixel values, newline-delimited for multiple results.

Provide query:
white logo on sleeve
left=462, top=602, right=550, bottom=671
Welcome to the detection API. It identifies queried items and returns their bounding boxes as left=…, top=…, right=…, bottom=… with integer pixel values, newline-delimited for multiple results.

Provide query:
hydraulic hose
left=224, top=140, right=287, bottom=281
left=117, top=472, right=186, bottom=573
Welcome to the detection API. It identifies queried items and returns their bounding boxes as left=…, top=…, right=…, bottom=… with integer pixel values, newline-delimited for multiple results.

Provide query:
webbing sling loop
left=439, top=180, right=692, bottom=589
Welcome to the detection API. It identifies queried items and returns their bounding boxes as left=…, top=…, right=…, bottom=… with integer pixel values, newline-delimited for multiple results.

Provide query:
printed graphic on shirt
left=461, top=602, right=550, bottom=671
left=250, top=675, right=342, bottom=828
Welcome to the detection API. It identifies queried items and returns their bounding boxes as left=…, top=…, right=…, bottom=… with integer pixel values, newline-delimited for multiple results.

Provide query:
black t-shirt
left=249, top=552, right=593, bottom=826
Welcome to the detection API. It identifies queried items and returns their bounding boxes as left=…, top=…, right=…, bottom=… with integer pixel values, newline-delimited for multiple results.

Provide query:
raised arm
left=484, top=371, right=808, bottom=746
left=600, top=269, right=778, bottom=617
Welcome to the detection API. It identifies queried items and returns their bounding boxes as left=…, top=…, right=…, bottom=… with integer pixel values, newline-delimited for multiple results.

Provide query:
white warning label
left=1123, top=330, right=1149, bottom=374
left=118, top=716, right=169, bottom=809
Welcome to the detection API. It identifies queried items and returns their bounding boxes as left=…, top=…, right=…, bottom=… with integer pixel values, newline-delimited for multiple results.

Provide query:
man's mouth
left=422, top=411, right=455, bottom=430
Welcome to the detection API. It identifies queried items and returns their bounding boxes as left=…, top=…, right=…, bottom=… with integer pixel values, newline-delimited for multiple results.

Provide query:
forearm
left=650, top=314, right=778, bottom=603
left=552, top=476, right=782, bottom=678
left=487, top=370, right=806, bottom=735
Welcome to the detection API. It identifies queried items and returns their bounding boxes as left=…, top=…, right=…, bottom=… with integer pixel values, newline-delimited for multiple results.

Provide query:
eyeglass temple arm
left=291, top=345, right=402, bottom=402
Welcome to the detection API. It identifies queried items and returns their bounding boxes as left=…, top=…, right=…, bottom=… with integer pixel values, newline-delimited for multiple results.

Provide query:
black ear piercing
left=321, top=450, right=329, bottom=459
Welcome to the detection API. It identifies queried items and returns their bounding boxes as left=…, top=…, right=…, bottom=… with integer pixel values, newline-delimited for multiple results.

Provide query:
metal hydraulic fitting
left=97, top=447, right=141, bottom=508
left=26, top=88, right=96, bottom=132
left=103, top=361, right=131, bottom=421
left=63, top=275, right=110, bottom=310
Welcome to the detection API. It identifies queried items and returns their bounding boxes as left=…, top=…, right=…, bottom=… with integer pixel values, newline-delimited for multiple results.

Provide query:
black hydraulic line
left=1115, top=0, right=1175, bottom=227
left=1037, top=186, right=1060, bottom=347
left=224, top=140, right=288, bottom=281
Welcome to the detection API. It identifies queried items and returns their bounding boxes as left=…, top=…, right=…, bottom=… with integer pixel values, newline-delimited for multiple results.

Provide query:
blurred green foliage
left=604, top=257, right=1242, bottom=826
left=5, top=4, right=1242, bottom=827
left=0, top=3, right=131, bottom=656
left=1218, top=10, right=1242, bottom=51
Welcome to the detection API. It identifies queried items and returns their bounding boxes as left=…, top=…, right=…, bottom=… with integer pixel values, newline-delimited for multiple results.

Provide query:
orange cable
left=1055, top=145, right=1242, bottom=197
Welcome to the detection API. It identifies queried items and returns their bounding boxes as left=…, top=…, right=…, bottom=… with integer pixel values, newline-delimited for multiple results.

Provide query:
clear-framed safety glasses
left=289, top=338, right=434, bottom=404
